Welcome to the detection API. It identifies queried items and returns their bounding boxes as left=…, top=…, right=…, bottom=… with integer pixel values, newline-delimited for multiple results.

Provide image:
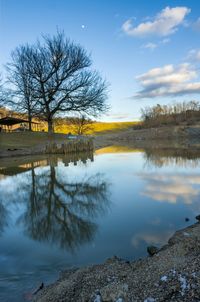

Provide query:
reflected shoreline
left=0, top=151, right=94, bottom=170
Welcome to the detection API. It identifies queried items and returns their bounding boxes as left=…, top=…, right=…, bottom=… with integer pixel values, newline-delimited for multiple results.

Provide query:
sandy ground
left=34, top=221, right=200, bottom=302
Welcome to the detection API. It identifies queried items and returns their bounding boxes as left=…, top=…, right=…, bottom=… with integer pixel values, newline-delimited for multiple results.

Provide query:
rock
left=195, top=215, right=200, bottom=221
left=100, top=283, right=128, bottom=301
left=105, top=256, right=121, bottom=264
left=33, top=283, right=44, bottom=295
left=147, top=246, right=159, bottom=256
left=185, top=217, right=190, bottom=222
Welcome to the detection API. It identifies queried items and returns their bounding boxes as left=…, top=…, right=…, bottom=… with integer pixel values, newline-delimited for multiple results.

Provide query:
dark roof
left=0, top=117, right=39, bottom=125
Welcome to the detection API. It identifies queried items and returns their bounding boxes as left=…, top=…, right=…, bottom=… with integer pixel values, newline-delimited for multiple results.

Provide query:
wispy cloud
left=134, top=63, right=200, bottom=99
left=192, top=17, right=200, bottom=31
left=106, top=112, right=135, bottom=121
left=143, top=42, right=158, bottom=50
left=122, top=6, right=191, bottom=37
left=142, top=38, right=171, bottom=51
left=187, top=49, right=200, bottom=62
left=161, top=38, right=171, bottom=44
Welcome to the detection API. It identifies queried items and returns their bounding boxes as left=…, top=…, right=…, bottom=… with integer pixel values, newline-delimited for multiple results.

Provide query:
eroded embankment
left=34, top=222, right=200, bottom=302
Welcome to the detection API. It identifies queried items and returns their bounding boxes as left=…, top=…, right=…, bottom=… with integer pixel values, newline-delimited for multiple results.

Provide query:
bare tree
left=6, top=46, right=38, bottom=131
left=11, top=32, right=108, bottom=132
left=0, top=74, right=7, bottom=107
left=140, top=101, right=200, bottom=128
left=66, top=114, right=94, bottom=135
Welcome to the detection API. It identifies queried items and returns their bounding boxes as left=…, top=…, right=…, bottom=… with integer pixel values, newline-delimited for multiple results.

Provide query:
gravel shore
left=34, top=221, right=200, bottom=302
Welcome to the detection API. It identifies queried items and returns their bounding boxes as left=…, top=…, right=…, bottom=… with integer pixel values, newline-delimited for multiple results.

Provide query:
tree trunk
left=48, top=119, right=54, bottom=133
left=28, top=110, right=32, bottom=131
left=28, top=116, right=32, bottom=131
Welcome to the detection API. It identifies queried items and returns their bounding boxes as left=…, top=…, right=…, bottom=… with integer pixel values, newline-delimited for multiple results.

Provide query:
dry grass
left=54, top=121, right=137, bottom=134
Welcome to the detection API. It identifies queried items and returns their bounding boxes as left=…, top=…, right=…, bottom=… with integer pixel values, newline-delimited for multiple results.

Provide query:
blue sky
left=1, top=0, right=200, bottom=121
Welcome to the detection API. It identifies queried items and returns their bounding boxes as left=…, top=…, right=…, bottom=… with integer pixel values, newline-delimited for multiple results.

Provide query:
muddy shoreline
left=34, top=221, right=200, bottom=302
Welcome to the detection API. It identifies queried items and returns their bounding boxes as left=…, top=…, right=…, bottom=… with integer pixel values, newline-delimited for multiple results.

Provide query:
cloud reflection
left=140, top=173, right=200, bottom=204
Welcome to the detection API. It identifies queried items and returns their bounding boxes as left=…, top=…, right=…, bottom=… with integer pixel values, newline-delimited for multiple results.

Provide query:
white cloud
left=143, top=42, right=158, bottom=50
left=140, top=173, right=200, bottom=205
left=187, top=49, right=200, bottom=61
left=134, top=63, right=200, bottom=99
left=122, top=6, right=191, bottom=37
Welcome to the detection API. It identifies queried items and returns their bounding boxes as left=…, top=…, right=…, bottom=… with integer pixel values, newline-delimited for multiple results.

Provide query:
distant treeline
left=140, top=101, right=200, bottom=128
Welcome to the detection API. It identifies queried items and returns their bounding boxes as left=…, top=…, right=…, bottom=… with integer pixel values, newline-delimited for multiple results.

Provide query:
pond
left=0, top=145, right=200, bottom=302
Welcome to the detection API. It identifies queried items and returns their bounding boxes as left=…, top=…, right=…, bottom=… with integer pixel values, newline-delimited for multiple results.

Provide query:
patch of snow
left=144, top=298, right=156, bottom=302
left=183, top=232, right=190, bottom=237
left=179, top=274, right=190, bottom=296
left=160, top=275, right=168, bottom=282
left=171, top=269, right=176, bottom=276
left=94, top=294, right=101, bottom=302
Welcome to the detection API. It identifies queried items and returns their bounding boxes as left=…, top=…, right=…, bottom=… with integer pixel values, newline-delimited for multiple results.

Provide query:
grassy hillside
left=55, top=121, right=137, bottom=134
left=0, top=122, right=137, bottom=152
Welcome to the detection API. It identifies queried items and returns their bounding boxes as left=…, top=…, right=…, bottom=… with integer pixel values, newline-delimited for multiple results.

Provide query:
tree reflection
left=0, top=202, right=8, bottom=235
left=15, top=156, right=109, bottom=251
left=143, top=147, right=200, bottom=168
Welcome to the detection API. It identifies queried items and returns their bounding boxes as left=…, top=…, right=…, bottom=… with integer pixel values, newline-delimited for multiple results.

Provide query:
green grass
left=0, top=132, right=67, bottom=150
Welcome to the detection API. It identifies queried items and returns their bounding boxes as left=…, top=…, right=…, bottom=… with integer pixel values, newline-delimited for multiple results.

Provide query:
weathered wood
left=45, top=138, right=94, bottom=155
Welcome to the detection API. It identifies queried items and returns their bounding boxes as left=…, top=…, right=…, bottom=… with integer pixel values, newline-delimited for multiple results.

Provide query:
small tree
left=67, top=114, right=94, bottom=135
left=9, top=32, right=108, bottom=132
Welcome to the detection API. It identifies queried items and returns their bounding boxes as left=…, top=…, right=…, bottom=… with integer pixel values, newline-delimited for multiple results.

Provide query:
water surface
left=0, top=146, right=200, bottom=301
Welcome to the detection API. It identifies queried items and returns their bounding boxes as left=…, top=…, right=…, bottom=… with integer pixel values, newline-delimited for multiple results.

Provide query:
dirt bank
left=94, top=125, right=200, bottom=150
left=34, top=221, right=200, bottom=302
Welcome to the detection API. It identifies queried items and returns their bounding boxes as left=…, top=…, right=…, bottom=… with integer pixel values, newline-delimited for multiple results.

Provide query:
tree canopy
left=6, top=31, right=109, bottom=132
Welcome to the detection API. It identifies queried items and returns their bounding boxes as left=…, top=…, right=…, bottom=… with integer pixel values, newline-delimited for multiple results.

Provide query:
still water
left=0, top=146, right=200, bottom=301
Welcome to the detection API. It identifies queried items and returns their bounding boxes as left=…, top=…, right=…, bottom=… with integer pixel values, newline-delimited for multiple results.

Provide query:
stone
left=147, top=246, right=159, bottom=256
left=100, top=283, right=128, bottom=301
left=195, top=215, right=200, bottom=221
